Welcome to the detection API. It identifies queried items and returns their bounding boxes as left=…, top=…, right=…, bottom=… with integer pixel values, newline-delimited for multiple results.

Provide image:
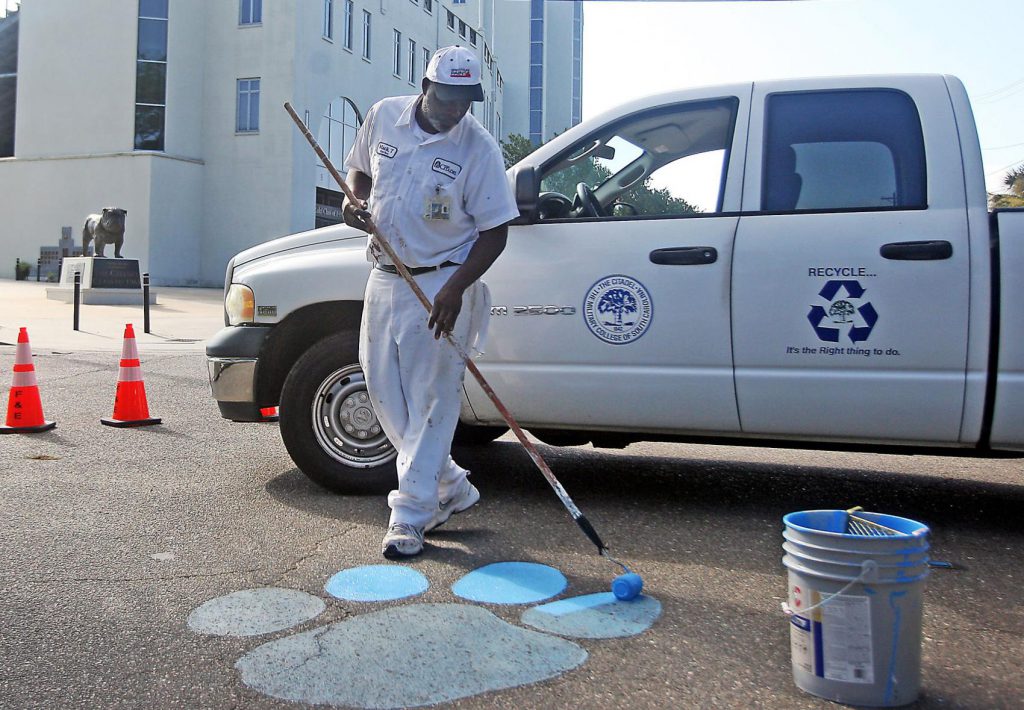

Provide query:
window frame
left=239, top=0, right=262, bottom=26
left=361, top=10, right=372, bottom=61
left=342, top=0, right=353, bottom=50
left=760, top=88, right=928, bottom=214
left=135, top=0, right=169, bottom=151
left=392, top=29, right=402, bottom=77
left=407, top=38, right=417, bottom=85
left=236, top=77, right=261, bottom=133
left=535, top=97, right=741, bottom=222
left=322, top=0, right=334, bottom=40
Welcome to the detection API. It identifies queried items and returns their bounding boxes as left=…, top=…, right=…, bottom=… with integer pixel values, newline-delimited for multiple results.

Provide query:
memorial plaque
left=91, top=259, right=142, bottom=289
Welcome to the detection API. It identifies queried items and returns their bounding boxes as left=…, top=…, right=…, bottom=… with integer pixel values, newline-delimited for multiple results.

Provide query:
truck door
left=732, top=77, right=971, bottom=444
left=466, top=90, right=749, bottom=433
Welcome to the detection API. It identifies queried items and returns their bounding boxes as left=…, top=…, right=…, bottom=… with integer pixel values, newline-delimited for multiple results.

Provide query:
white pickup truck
left=207, top=74, right=1024, bottom=491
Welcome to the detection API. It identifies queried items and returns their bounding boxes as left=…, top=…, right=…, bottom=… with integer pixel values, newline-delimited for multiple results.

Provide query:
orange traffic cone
left=1, top=327, right=56, bottom=434
left=101, top=323, right=161, bottom=428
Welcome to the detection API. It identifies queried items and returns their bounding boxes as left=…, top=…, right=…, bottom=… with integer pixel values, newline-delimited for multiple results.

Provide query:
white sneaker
left=425, top=480, right=480, bottom=533
left=381, top=522, right=424, bottom=559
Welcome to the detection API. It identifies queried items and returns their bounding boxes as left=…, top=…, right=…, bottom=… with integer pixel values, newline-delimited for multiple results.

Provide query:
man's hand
left=342, top=198, right=372, bottom=231
left=342, top=169, right=373, bottom=231
left=428, top=281, right=464, bottom=340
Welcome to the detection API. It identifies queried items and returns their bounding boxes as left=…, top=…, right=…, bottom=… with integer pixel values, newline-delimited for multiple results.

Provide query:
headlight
left=225, top=284, right=255, bottom=325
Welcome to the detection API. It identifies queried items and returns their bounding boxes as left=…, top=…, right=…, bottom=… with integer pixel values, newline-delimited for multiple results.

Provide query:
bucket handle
left=781, top=560, right=878, bottom=617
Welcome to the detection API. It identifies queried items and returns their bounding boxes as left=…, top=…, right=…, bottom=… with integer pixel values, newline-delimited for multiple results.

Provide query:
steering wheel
left=611, top=202, right=640, bottom=217
left=575, top=182, right=604, bottom=218
left=537, top=191, right=574, bottom=220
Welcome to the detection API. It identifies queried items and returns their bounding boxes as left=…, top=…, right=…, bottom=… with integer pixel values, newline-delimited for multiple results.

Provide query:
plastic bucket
left=782, top=510, right=930, bottom=707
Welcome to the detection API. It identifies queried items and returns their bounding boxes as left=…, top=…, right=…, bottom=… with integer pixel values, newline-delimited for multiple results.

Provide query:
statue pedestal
left=46, top=257, right=158, bottom=305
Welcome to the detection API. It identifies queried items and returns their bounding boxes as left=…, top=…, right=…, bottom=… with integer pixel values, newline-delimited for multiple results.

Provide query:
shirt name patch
left=432, top=158, right=462, bottom=180
left=376, top=142, right=398, bottom=159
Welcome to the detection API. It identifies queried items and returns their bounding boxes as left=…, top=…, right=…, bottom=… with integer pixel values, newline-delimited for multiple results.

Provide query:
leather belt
left=375, top=260, right=460, bottom=276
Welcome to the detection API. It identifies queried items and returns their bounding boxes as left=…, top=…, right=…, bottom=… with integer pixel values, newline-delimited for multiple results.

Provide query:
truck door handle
left=879, top=240, right=953, bottom=260
left=649, top=247, right=718, bottom=265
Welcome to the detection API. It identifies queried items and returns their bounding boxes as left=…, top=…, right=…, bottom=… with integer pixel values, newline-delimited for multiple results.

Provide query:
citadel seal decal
left=583, top=275, right=653, bottom=345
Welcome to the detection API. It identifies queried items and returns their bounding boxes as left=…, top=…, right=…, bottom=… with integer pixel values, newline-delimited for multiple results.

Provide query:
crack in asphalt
left=21, top=568, right=266, bottom=584
left=269, top=526, right=358, bottom=587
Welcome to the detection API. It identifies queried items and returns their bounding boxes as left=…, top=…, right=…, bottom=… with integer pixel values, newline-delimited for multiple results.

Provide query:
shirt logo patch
left=432, top=158, right=462, bottom=180
left=376, top=142, right=398, bottom=159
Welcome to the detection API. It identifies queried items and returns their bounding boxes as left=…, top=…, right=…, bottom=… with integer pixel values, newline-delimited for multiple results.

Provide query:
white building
left=0, top=0, right=582, bottom=286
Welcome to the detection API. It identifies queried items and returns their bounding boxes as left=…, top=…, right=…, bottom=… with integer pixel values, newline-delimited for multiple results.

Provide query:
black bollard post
left=36, top=259, right=41, bottom=282
left=142, top=273, right=151, bottom=334
left=73, top=271, right=81, bottom=331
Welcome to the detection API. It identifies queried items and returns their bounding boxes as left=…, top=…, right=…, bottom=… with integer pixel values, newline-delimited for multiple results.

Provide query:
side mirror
left=512, top=166, right=539, bottom=223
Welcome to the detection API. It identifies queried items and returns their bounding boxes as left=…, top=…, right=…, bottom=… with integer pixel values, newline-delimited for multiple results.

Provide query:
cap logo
left=449, top=68, right=472, bottom=78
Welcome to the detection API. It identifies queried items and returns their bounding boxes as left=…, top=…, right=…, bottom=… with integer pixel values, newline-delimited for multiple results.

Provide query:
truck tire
left=279, top=331, right=397, bottom=493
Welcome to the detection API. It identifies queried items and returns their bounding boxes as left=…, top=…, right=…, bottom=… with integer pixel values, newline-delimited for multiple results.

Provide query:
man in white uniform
left=342, top=46, right=520, bottom=559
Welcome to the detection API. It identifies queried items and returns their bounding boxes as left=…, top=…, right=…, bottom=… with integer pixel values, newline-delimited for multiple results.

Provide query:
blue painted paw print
left=187, top=562, right=661, bottom=708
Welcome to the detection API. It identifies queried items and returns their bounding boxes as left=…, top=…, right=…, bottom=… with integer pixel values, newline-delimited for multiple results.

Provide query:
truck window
left=537, top=98, right=738, bottom=219
left=762, top=89, right=927, bottom=212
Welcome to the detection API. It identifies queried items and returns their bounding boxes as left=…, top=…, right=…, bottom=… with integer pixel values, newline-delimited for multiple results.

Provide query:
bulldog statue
left=83, top=207, right=127, bottom=258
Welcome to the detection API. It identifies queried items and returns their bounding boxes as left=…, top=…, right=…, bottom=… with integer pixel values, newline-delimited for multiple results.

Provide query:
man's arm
left=342, top=169, right=372, bottom=230
left=428, top=224, right=508, bottom=339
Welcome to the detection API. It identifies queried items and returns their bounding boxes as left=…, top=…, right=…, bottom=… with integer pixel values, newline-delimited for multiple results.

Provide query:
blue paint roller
left=285, top=100, right=644, bottom=601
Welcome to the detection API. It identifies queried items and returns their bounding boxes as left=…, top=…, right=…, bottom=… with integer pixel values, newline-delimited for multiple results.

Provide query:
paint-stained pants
left=359, top=266, right=488, bottom=529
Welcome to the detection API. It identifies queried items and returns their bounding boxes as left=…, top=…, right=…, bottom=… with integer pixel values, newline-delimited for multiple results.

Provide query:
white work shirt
left=344, top=95, right=519, bottom=268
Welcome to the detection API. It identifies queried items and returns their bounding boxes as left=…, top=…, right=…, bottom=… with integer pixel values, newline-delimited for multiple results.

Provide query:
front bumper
left=206, top=325, right=272, bottom=421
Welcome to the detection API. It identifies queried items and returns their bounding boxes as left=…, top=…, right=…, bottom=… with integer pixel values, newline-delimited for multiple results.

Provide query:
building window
left=529, top=0, right=544, bottom=144
left=362, top=10, right=371, bottom=60
left=135, top=0, right=168, bottom=151
left=316, top=97, right=364, bottom=215
left=392, top=29, right=402, bottom=77
left=342, top=0, right=353, bottom=50
left=322, top=0, right=333, bottom=40
left=423, top=47, right=431, bottom=76
left=469, top=29, right=477, bottom=47
left=446, top=10, right=455, bottom=31
left=571, top=0, right=582, bottom=126
left=236, top=78, right=260, bottom=132
left=407, top=38, right=416, bottom=84
left=458, top=19, right=466, bottom=39
left=239, top=0, right=261, bottom=25
left=424, top=0, right=433, bottom=13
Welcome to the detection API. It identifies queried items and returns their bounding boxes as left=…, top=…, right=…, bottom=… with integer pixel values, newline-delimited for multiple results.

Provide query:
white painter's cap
left=425, top=45, right=484, bottom=102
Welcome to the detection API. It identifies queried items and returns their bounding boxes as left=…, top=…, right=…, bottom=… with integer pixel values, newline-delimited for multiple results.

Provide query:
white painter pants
left=359, top=266, right=490, bottom=529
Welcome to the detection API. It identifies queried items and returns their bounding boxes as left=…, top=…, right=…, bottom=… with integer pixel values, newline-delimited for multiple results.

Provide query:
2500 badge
left=491, top=305, right=576, bottom=316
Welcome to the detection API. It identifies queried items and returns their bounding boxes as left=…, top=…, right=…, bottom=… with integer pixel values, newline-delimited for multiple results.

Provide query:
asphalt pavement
left=1, top=278, right=1023, bottom=709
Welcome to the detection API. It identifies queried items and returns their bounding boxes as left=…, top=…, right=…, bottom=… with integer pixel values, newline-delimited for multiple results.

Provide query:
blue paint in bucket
left=782, top=510, right=930, bottom=707
left=452, top=562, right=566, bottom=604
left=325, top=565, right=429, bottom=602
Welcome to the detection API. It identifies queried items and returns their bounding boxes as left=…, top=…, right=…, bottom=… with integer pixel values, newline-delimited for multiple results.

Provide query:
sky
left=582, top=0, right=1024, bottom=195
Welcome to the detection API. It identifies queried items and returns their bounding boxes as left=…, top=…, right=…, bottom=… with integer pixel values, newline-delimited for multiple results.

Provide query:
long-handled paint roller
left=284, top=102, right=643, bottom=601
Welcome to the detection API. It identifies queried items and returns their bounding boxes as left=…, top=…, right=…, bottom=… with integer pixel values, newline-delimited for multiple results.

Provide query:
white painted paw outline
left=188, top=562, right=660, bottom=708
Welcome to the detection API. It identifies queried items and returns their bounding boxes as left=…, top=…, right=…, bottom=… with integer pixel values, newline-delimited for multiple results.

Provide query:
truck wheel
left=279, top=332, right=397, bottom=493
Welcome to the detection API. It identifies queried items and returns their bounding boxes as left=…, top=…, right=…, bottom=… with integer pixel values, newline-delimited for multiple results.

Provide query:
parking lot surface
left=1, top=280, right=1022, bottom=708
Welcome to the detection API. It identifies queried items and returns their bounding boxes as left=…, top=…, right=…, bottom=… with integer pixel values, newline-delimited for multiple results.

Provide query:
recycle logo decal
left=807, top=280, right=878, bottom=343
